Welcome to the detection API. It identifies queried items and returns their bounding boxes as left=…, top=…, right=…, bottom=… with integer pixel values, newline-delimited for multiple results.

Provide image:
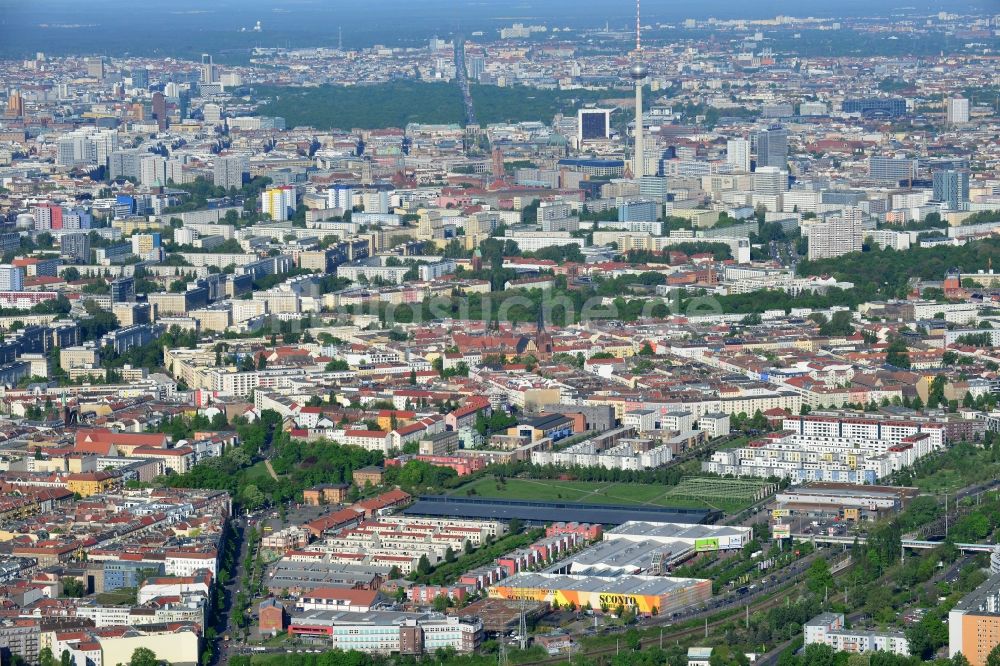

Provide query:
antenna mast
left=636, top=0, right=641, bottom=53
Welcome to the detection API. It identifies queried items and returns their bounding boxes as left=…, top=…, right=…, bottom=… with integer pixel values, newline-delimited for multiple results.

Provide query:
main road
left=453, top=36, right=477, bottom=127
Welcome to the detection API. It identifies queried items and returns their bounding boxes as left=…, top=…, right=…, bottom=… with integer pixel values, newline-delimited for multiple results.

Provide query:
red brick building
left=259, top=599, right=287, bottom=635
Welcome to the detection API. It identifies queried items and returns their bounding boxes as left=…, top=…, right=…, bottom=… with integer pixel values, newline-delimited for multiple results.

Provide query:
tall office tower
left=946, top=97, right=970, bottom=125
left=933, top=170, right=970, bottom=211
left=262, top=186, right=296, bottom=221
left=203, top=103, right=223, bottom=124
left=151, top=92, right=167, bottom=131
left=214, top=155, right=248, bottom=190
left=140, top=156, right=167, bottom=187
left=0, top=265, right=24, bottom=291
left=752, top=166, right=788, bottom=196
left=111, top=277, right=136, bottom=304
left=868, top=156, right=918, bottom=183
left=60, top=232, right=91, bottom=263
left=468, top=55, right=486, bottom=80
left=6, top=89, right=23, bottom=117
left=753, top=126, right=788, bottom=169
left=86, top=57, right=105, bottom=80
left=577, top=108, right=612, bottom=143
left=177, top=89, right=190, bottom=120
left=807, top=213, right=863, bottom=261
left=327, top=184, right=354, bottom=211
left=131, top=67, right=149, bottom=90
left=90, top=129, right=118, bottom=167
left=200, top=54, right=216, bottom=84
left=726, top=138, right=751, bottom=172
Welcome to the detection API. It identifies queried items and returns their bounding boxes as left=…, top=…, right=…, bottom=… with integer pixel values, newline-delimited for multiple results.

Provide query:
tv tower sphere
left=629, top=62, right=648, bottom=80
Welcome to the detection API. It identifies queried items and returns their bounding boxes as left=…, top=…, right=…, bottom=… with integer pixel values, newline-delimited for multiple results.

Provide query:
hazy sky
left=0, top=0, right=994, bottom=58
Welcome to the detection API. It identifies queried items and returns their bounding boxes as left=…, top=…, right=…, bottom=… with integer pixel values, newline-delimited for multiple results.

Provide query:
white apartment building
left=703, top=429, right=938, bottom=484
left=806, top=211, right=863, bottom=260
left=805, top=613, right=909, bottom=656
left=946, top=97, right=970, bottom=124
left=726, top=138, right=751, bottom=172
left=782, top=414, right=946, bottom=449
left=532, top=439, right=674, bottom=470
left=140, top=155, right=167, bottom=187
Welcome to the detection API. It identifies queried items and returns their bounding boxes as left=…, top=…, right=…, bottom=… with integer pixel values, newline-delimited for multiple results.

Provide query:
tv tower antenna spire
left=636, top=0, right=642, bottom=53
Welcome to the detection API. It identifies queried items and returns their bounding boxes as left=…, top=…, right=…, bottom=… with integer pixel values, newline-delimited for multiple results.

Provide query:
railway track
left=519, top=555, right=855, bottom=665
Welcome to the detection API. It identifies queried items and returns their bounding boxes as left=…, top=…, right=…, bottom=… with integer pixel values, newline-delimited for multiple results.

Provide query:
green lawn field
left=448, top=476, right=764, bottom=512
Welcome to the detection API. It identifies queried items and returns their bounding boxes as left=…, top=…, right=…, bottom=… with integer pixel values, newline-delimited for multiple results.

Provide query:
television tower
left=628, top=0, right=648, bottom=180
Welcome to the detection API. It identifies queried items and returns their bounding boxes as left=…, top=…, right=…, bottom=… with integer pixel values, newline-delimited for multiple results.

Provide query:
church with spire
left=534, top=306, right=553, bottom=357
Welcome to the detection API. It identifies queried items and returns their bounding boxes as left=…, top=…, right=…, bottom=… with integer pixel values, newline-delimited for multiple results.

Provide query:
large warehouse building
left=545, top=522, right=753, bottom=576
left=404, top=497, right=717, bottom=526
left=603, top=521, right=751, bottom=551
left=488, top=573, right=712, bottom=616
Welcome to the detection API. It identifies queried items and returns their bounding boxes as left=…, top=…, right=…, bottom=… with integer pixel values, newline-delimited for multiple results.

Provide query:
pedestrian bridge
left=791, top=533, right=995, bottom=553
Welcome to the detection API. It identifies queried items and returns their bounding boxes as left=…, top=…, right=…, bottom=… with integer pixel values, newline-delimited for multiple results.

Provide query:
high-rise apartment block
left=262, top=186, right=296, bottom=221
left=726, top=138, right=751, bottom=172
left=0, top=265, right=24, bottom=291
left=327, top=184, right=354, bottom=211
left=214, top=155, right=248, bottom=190
left=946, top=97, right=970, bottom=124
left=807, top=209, right=864, bottom=260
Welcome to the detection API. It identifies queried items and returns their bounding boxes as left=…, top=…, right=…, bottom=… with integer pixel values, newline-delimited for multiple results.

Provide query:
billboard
left=694, top=537, right=720, bottom=552
left=488, top=579, right=712, bottom=615
left=772, top=509, right=790, bottom=519
left=772, top=524, right=790, bottom=539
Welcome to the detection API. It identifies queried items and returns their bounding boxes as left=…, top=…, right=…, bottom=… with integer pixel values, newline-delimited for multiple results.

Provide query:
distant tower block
left=491, top=148, right=505, bottom=180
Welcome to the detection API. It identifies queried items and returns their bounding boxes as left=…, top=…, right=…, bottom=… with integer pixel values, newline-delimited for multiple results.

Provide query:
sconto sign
left=599, top=594, right=639, bottom=608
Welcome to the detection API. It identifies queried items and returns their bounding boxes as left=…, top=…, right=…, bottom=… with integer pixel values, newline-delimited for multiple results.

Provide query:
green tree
left=62, top=577, right=86, bottom=597
left=800, top=643, right=837, bottom=666
left=38, top=648, right=55, bottom=666
left=129, top=647, right=159, bottom=666
left=806, top=558, right=833, bottom=596
left=987, top=644, right=1000, bottom=666
left=240, top=484, right=265, bottom=510
left=416, top=554, right=432, bottom=576
left=885, top=337, right=911, bottom=369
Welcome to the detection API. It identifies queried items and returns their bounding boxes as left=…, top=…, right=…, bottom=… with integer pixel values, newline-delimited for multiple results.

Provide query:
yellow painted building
left=64, top=472, right=119, bottom=497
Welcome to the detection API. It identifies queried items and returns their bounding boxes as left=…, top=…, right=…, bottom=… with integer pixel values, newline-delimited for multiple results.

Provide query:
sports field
left=450, top=476, right=772, bottom=513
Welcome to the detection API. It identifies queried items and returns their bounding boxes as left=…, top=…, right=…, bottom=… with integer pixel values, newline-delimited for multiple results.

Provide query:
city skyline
left=0, top=3, right=999, bottom=666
